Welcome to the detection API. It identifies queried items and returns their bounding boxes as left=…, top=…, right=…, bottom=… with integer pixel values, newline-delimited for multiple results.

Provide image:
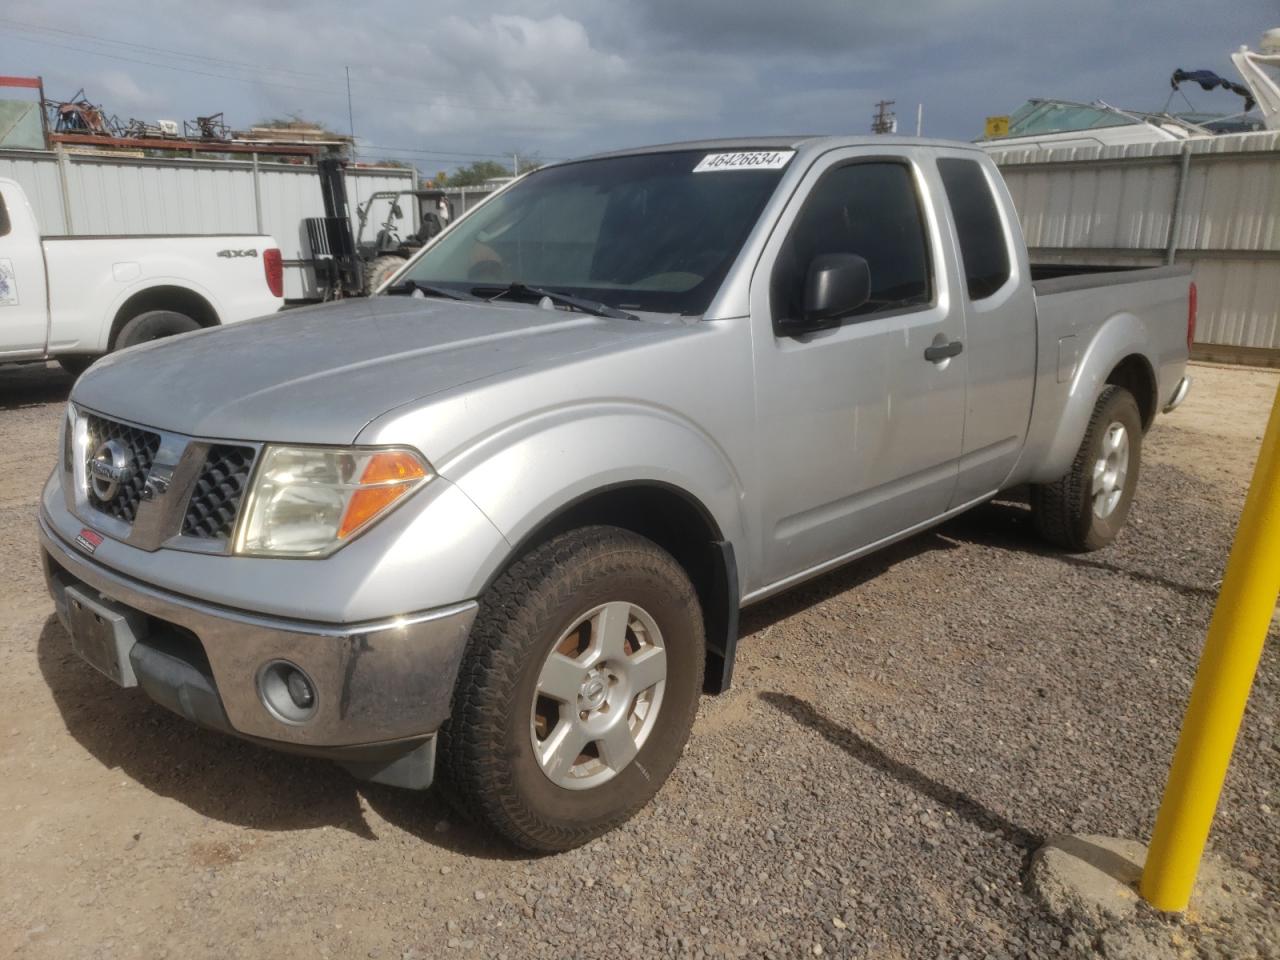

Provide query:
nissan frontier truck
left=38, top=137, right=1193, bottom=850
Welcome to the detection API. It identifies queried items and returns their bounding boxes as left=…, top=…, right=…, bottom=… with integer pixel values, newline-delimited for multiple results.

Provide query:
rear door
left=747, top=146, right=969, bottom=590
left=0, top=181, right=49, bottom=358
left=934, top=153, right=1037, bottom=504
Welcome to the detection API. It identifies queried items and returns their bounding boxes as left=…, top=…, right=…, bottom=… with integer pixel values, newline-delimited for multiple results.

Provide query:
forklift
left=354, top=186, right=454, bottom=292
left=304, top=158, right=454, bottom=299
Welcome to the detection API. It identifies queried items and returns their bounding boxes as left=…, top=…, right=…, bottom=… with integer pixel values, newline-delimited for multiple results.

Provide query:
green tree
left=252, top=112, right=343, bottom=135
left=448, top=159, right=513, bottom=187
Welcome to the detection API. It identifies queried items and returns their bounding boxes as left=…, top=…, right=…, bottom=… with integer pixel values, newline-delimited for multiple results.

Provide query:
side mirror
left=801, top=253, right=871, bottom=328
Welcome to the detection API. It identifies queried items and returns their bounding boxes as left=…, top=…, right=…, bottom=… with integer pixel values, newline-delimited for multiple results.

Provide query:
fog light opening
left=257, top=660, right=318, bottom=724
left=285, top=669, right=314, bottom=709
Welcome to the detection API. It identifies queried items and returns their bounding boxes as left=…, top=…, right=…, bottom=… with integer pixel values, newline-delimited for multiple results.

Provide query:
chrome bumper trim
left=40, top=511, right=478, bottom=747
left=1163, top=375, right=1192, bottom=413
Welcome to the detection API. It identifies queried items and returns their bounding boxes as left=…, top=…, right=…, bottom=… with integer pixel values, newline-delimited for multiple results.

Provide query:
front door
left=0, top=181, right=49, bottom=358
left=747, top=149, right=968, bottom=592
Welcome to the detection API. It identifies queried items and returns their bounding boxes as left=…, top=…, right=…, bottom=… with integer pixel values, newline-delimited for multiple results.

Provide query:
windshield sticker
left=693, top=150, right=795, bottom=173
left=0, top=260, right=17, bottom=307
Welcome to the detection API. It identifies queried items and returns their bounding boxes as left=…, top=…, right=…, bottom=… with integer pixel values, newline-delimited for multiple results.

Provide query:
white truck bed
left=0, top=177, right=283, bottom=367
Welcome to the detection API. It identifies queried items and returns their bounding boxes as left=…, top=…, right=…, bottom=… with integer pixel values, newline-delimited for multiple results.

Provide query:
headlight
left=235, top=446, right=431, bottom=557
left=62, top=403, right=75, bottom=474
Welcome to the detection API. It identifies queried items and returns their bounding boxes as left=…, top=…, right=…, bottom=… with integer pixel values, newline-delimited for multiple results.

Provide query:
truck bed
left=1030, top=262, right=1185, bottom=292
left=1014, top=261, right=1193, bottom=488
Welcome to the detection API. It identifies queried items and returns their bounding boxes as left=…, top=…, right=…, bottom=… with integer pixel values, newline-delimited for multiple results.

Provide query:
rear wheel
left=1031, top=385, right=1143, bottom=551
left=114, top=309, right=201, bottom=350
left=439, top=526, right=705, bottom=851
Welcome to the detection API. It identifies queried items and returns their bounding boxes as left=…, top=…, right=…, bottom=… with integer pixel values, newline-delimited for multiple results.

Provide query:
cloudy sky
left=3, top=1, right=1274, bottom=173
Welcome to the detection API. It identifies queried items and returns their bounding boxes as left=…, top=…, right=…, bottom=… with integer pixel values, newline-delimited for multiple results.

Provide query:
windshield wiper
left=385, top=279, right=481, bottom=302
left=477, top=282, right=637, bottom=321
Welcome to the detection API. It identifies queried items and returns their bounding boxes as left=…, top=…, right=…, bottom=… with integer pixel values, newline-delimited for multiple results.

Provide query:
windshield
left=398, top=149, right=789, bottom=315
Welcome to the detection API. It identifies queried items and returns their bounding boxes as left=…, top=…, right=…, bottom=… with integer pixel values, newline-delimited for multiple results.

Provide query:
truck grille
left=182, top=445, right=257, bottom=541
left=84, top=414, right=160, bottom=523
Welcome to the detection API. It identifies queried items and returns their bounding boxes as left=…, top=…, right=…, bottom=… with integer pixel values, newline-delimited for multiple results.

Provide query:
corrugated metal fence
left=0, top=148, right=414, bottom=299
left=988, top=131, right=1280, bottom=357
left=440, top=184, right=501, bottom=216
left=6, top=142, right=1275, bottom=350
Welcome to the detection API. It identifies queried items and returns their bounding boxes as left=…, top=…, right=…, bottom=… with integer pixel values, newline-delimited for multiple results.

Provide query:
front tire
left=364, top=255, right=406, bottom=294
left=1031, top=385, right=1143, bottom=551
left=439, top=526, right=705, bottom=852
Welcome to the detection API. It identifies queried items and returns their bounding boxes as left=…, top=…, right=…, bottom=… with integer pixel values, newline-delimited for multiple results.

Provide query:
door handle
left=924, top=339, right=964, bottom=363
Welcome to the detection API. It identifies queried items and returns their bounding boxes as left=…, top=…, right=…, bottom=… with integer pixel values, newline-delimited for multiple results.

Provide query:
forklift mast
left=310, top=158, right=363, bottom=297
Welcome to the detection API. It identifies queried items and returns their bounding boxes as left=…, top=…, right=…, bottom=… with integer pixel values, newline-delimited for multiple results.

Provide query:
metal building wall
left=988, top=131, right=1280, bottom=353
left=0, top=150, right=66, bottom=232
left=440, top=184, right=500, bottom=215
left=0, top=149, right=413, bottom=299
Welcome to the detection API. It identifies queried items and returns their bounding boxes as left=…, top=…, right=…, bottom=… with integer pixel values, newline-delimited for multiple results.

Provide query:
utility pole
left=871, top=100, right=896, bottom=135
left=513, top=153, right=519, bottom=176
left=916, top=103, right=924, bottom=137
left=345, top=66, right=357, bottom=162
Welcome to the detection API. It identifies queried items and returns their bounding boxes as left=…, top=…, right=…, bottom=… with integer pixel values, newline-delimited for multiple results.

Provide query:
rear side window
left=771, top=161, right=932, bottom=327
left=937, top=158, right=1011, bottom=300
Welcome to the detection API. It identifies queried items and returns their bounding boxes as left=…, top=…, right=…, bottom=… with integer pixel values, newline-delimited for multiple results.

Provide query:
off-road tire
left=364, top=255, right=406, bottom=294
left=114, top=309, right=201, bottom=350
left=438, top=526, right=705, bottom=852
left=1031, top=385, right=1142, bottom=552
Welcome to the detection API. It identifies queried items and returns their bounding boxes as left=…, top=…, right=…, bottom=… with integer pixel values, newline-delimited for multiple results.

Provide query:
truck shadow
left=0, top=362, right=73, bottom=410
left=35, top=615, right=522, bottom=859
left=738, top=487, right=1213, bottom=645
left=939, top=494, right=1218, bottom=600
left=739, top=529, right=962, bottom=639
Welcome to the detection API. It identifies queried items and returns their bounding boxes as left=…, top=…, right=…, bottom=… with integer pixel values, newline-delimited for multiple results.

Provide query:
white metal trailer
left=0, top=147, right=415, bottom=301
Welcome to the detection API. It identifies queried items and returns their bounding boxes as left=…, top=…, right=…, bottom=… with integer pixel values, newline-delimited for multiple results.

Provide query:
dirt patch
left=1145, top=361, right=1280, bottom=491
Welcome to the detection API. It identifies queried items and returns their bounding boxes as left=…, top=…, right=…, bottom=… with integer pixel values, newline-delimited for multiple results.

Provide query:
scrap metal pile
left=42, top=89, right=231, bottom=142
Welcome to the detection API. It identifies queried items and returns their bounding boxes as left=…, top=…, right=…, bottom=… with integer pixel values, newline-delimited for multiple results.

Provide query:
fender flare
left=437, top=401, right=749, bottom=562
left=100, top=277, right=224, bottom=353
left=1031, top=311, right=1156, bottom=484
left=436, top=403, right=750, bottom=691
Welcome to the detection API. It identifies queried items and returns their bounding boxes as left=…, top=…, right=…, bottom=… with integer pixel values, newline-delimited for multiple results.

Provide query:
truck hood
left=72, top=297, right=676, bottom=443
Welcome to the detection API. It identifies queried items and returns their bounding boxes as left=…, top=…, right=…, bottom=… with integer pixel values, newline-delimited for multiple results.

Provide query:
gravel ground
left=0, top=361, right=1276, bottom=959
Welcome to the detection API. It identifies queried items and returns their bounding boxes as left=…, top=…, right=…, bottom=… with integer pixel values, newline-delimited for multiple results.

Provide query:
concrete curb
left=1027, top=835, right=1276, bottom=958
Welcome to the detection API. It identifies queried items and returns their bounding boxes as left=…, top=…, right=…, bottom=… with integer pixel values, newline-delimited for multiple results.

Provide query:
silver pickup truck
left=39, top=137, right=1193, bottom=851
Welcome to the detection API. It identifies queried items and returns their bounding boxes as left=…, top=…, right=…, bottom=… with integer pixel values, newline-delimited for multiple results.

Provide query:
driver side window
left=771, top=160, right=932, bottom=330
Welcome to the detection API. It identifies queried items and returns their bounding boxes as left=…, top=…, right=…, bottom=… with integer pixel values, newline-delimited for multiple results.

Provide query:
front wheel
left=1031, top=385, right=1143, bottom=551
left=439, top=526, right=705, bottom=851
left=363, top=255, right=406, bottom=294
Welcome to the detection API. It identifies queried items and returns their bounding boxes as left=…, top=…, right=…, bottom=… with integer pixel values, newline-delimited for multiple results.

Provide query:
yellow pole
left=1140, top=381, right=1280, bottom=912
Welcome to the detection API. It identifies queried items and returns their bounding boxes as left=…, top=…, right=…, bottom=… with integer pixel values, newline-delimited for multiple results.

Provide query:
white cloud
left=4, top=0, right=1274, bottom=168
left=94, top=70, right=167, bottom=115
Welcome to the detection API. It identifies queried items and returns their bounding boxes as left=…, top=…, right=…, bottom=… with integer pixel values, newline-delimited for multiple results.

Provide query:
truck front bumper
left=39, top=511, right=477, bottom=789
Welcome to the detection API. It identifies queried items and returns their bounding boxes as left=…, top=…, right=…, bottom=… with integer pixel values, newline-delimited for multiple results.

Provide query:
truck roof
left=576, top=135, right=988, bottom=165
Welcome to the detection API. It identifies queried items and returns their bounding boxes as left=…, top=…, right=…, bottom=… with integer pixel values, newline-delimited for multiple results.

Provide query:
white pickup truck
left=0, top=177, right=283, bottom=374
